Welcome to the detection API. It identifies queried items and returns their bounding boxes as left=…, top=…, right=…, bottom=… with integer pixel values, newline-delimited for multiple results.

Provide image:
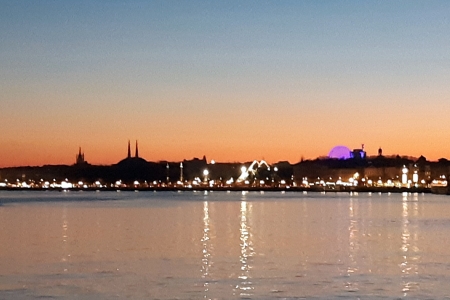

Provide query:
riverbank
left=0, top=186, right=434, bottom=194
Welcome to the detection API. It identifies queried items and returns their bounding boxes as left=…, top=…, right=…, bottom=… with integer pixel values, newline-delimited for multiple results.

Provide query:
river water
left=1, top=191, right=450, bottom=299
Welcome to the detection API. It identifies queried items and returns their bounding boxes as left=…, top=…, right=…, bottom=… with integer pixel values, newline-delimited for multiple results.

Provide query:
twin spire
left=75, top=147, right=86, bottom=164
left=127, top=140, right=139, bottom=158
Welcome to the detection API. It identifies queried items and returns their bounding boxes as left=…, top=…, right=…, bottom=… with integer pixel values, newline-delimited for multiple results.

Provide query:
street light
left=402, top=165, right=408, bottom=185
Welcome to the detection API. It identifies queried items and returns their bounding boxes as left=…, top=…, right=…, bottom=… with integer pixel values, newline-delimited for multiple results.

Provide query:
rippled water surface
left=1, top=191, right=450, bottom=299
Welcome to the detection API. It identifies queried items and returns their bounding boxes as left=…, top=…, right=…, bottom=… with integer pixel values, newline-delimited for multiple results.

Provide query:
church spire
left=127, top=140, right=131, bottom=158
left=75, top=147, right=85, bottom=165
left=135, top=140, right=139, bottom=158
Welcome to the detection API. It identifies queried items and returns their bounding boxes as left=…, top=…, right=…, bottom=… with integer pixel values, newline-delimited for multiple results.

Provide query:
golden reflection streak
left=201, top=201, right=213, bottom=299
left=400, top=192, right=420, bottom=296
left=235, top=201, right=254, bottom=297
left=346, top=196, right=359, bottom=292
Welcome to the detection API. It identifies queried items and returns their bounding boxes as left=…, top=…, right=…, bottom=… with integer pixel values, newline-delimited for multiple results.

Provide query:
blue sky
left=1, top=1, right=450, bottom=165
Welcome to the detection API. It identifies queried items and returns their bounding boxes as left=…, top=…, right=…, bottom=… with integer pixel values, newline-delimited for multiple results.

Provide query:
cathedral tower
left=135, top=140, right=139, bottom=158
left=75, top=147, right=86, bottom=165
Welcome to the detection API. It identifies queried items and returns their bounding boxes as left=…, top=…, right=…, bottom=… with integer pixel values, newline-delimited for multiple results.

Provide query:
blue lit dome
left=328, top=146, right=351, bottom=160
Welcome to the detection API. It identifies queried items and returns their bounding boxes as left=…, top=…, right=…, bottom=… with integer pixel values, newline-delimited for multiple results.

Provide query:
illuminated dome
left=328, top=146, right=351, bottom=160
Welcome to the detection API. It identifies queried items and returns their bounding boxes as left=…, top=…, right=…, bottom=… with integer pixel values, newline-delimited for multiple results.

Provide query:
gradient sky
left=1, top=1, right=450, bottom=167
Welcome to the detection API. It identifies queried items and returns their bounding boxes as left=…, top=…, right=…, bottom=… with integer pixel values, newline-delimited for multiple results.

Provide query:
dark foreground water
left=1, top=191, right=450, bottom=299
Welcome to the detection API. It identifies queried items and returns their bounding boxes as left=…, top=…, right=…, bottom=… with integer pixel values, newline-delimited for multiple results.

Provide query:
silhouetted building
left=75, top=147, right=87, bottom=165
left=135, top=140, right=139, bottom=158
left=351, top=144, right=366, bottom=160
left=183, top=156, right=208, bottom=180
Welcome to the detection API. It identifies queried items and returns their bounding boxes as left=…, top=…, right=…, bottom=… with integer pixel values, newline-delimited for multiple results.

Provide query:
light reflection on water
left=400, top=192, right=420, bottom=296
left=61, top=204, right=69, bottom=272
left=201, top=201, right=212, bottom=298
left=1, top=191, right=450, bottom=299
left=346, top=197, right=359, bottom=291
left=236, top=201, right=254, bottom=298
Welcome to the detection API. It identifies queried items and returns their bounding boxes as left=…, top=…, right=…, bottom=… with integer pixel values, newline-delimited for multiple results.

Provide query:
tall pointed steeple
left=127, top=140, right=131, bottom=158
left=75, top=147, right=85, bottom=165
left=135, top=140, right=139, bottom=158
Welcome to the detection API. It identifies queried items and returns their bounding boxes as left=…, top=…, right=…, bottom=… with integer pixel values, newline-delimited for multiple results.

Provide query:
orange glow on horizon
left=1, top=136, right=449, bottom=168
left=2, top=86, right=450, bottom=168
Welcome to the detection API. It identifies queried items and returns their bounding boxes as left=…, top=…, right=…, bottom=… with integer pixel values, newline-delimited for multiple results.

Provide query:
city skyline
left=2, top=1, right=450, bottom=167
left=1, top=140, right=448, bottom=168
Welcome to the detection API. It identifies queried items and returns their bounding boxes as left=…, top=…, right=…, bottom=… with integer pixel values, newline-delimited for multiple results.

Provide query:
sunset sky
left=1, top=1, right=450, bottom=167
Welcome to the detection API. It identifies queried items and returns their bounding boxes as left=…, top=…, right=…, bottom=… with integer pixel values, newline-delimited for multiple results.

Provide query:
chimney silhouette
left=127, top=140, right=131, bottom=158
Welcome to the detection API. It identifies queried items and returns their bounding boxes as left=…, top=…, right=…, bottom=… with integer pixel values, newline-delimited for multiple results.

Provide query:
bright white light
left=210, top=160, right=215, bottom=164
left=203, top=169, right=209, bottom=176
left=274, top=167, right=278, bottom=172
left=61, top=181, right=73, bottom=189
left=402, top=174, right=407, bottom=184
left=241, top=166, right=247, bottom=173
